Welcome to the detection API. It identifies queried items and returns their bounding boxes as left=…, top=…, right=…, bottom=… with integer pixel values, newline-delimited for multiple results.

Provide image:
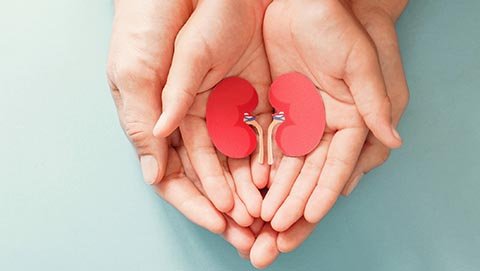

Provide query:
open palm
left=260, top=0, right=410, bottom=257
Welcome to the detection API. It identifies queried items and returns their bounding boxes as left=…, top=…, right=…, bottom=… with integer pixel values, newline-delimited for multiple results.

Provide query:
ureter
left=246, top=121, right=264, bottom=164
left=267, top=119, right=283, bottom=165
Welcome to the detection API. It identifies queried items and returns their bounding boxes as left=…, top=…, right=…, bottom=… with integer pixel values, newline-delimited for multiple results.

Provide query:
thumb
left=153, top=21, right=213, bottom=137
left=109, top=73, right=169, bottom=185
left=344, top=38, right=403, bottom=149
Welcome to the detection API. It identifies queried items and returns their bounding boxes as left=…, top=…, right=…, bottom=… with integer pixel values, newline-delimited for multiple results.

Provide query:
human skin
left=263, top=0, right=410, bottom=259
left=166, top=0, right=274, bottom=223
left=107, top=0, right=409, bottom=268
left=155, top=137, right=255, bottom=255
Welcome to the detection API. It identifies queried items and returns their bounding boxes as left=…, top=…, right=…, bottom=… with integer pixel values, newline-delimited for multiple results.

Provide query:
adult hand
left=262, top=0, right=375, bottom=231
left=107, top=0, right=270, bottom=218
left=272, top=0, right=410, bottom=254
left=263, top=0, right=402, bottom=149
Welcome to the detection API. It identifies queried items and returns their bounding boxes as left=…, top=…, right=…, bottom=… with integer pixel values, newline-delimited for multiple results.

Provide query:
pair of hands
left=107, top=0, right=409, bottom=268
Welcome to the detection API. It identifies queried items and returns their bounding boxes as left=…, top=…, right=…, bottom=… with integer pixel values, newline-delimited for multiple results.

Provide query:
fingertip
left=276, top=234, right=293, bottom=253
left=152, top=113, right=173, bottom=138
left=271, top=216, right=288, bottom=233
left=249, top=226, right=280, bottom=269
left=140, top=155, right=159, bottom=185
left=304, top=189, right=338, bottom=224
left=202, top=207, right=227, bottom=235
left=342, top=173, right=364, bottom=197
left=250, top=245, right=278, bottom=269
left=209, top=216, right=227, bottom=235
left=248, top=194, right=263, bottom=218
left=228, top=197, right=254, bottom=227
left=304, top=207, right=321, bottom=224
left=368, top=121, right=403, bottom=149
left=214, top=191, right=235, bottom=213
left=260, top=205, right=274, bottom=222
left=390, top=126, right=403, bottom=148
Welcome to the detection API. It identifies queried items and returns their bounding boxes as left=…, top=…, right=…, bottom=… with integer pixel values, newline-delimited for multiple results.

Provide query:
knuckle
left=191, top=145, right=218, bottom=159
left=116, top=61, right=158, bottom=87
left=174, top=25, right=212, bottom=63
left=362, top=94, right=391, bottom=123
left=108, top=56, right=164, bottom=92
left=324, top=155, right=352, bottom=169
left=123, top=117, right=152, bottom=149
left=303, top=158, right=322, bottom=172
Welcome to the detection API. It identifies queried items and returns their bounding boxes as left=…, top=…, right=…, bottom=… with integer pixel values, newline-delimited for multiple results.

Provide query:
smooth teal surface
left=1, top=1, right=479, bottom=270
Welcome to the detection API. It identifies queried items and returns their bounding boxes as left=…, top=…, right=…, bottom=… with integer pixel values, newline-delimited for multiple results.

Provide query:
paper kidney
left=269, top=72, right=326, bottom=156
left=206, top=77, right=258, bottom=158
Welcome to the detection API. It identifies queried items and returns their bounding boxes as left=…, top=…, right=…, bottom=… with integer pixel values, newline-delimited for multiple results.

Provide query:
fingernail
left=153, top=114, right=169, bottom=137
left=140, top=155, right=158, bottom=185
left=152, top=119, right=162, bottom=137
left=391, top=126, right=402, bottom=142
left=344, top=173, right=364, bottom=196
left=238, top=251, right=249, bottom=260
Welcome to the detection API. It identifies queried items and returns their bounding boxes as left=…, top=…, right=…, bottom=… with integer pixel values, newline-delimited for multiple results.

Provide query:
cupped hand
left=263, top=0, right=402, bottom=149
left=107, top=0, right=271, bottom=222
left=271, top=0, right=410, bottom=255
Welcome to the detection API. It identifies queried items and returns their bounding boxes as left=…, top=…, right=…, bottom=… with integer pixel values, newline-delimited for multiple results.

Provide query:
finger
left=344, top=37, right=402, bottom=149
left=224, top=170, right=255, bottom=227
left=222, top=217, right=255, bottom=255
left=154, top=148, right=226, bottom=234
left=277, top=218, right=316, bottom=253
left=250, top=224, right=280, bottom=269
left=181, top=140, right=252, bottom=226
left=341, top=135, right=387, bottom=196
left=362, top=12, right=409, bottom=126
left=304, top=128, right=367, bottom=223
left=112, top=87, right=169, bottom=185
left=261, top=157, right=304, bottom=222
left=152, top=15, right=212, bottom=137
left=271, top=134, right=331, bottom=232
left=229, top=158, right=263, bottom=218
left=180, top=115, right=234, bottom=212
left=176, top=145, right=203, bottom=191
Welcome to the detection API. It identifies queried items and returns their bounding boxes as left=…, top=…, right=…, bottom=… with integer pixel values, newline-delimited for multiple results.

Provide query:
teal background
left=1, top=0, right=479, bottom=270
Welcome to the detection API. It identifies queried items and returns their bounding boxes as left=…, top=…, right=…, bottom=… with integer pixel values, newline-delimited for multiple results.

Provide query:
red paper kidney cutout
left=269, top=72, right=326, bottom=156
left=206, top=77, right=258, bottom=158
